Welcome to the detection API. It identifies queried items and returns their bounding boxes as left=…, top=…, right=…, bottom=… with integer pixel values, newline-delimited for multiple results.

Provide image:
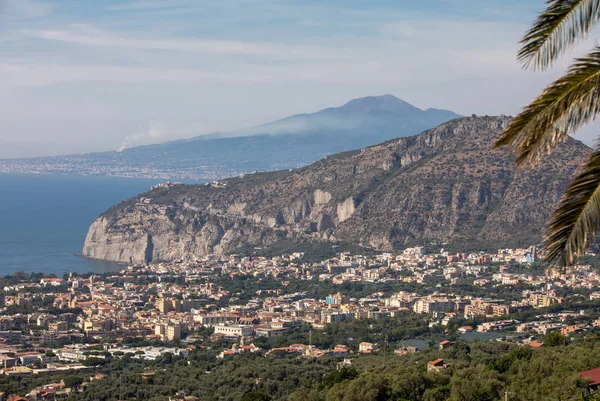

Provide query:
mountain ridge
left=199, top=94, right=459, bottom=139
left=82, top=116, right=590, bottom=264
left=0, top=95, right=460, bottom=180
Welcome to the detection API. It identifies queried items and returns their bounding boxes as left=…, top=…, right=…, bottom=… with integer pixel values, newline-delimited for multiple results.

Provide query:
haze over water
left=0, top=173, right=176, bottom=275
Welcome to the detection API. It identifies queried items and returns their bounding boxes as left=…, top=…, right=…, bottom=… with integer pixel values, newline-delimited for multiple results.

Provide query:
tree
left=63, top=375, right=84, bottom=389
left=82, top=357, right=106, bottom=367
left=240, top=390, right=273, bottom=401
left=495, top=0, right=600, bottom=267
left=320, top=368, right=359, bottom=390
left=543, top=331, right=567, bottom=347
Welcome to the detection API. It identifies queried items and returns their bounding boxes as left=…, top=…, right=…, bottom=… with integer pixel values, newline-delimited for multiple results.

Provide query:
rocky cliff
left=83, top=116, right=590, bottom=264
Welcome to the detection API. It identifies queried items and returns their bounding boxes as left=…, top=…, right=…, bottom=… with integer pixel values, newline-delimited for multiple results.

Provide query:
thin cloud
left=107, top=0, right=194, bottom=12
left=2, top=16, right=550, bottom=88
left=0, top=0, right=53, bottom=19
left=25, top=26, right=342, bottom=60
left=5, top=0, right=594, bottom=154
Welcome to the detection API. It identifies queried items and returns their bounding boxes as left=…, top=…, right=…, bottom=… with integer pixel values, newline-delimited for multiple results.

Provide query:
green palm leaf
left=495, top=47, right=600, bottom=165
left=518, top=0, right=600, bottom=70
left=544, top=148, right=600, bottom=267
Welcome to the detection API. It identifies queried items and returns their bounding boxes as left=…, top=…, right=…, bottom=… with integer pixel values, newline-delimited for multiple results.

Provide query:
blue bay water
left=0, top=173, right=179, bottom=275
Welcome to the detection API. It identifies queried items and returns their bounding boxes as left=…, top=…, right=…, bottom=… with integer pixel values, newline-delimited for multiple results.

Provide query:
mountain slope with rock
left=82, top=116, right=590, bottom=264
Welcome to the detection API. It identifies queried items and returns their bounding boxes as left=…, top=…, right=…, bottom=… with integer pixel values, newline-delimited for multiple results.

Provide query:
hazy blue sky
left=0, top=0, right=596, bottom=157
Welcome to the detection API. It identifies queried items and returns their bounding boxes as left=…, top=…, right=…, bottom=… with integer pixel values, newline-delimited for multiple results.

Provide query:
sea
left=0, top=173, right=192, bottom=276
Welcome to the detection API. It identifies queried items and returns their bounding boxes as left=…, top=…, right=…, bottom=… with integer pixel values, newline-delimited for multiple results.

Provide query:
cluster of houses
left=3, top=246, right=600, bottom=399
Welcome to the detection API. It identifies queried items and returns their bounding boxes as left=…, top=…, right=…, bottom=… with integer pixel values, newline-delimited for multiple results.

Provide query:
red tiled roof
left=580, top=368, right=600, bottom=386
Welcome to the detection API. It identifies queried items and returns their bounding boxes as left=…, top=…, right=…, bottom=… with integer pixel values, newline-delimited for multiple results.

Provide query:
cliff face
left=83, top=116, right=590, bottom=264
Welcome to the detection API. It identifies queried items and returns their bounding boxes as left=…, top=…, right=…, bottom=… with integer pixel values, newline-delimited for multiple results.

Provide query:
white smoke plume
left=117, top=122, right=164, bottom=152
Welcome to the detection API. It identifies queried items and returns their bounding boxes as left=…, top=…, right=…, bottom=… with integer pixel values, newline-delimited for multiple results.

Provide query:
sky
left=0, top=0, right=598, bottom=158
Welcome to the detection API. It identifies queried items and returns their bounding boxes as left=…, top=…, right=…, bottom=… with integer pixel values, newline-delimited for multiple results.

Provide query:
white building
left=214, top=324, right=254, bottom=338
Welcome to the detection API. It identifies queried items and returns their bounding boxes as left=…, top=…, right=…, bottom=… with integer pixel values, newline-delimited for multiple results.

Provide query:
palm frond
left=518, top=0, right=600, bottom=70
left=544, top=148, right=600, bottom=267
left=495, top=47, right=600, bottom=165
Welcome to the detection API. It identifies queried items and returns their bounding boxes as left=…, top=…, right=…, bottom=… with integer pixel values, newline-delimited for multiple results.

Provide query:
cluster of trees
left=267, top=316, right=434, bottom=350
left=74, top=351, right=335, bottom=401
left=288, top=339, right=600, bottom=401
left=52, top=336, right=600, bottom=401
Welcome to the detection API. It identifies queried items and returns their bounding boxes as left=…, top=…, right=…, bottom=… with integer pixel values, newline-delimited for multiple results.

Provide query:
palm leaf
left=518, top=0, right=600, bottom=70
left=544, top=148, right=600, bottom=267
left=495, top=47, right=600, bottom=165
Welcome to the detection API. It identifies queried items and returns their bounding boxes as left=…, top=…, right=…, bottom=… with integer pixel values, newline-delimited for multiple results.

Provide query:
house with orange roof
left=332, top=345, right=352, bottom=355
left=358, top=342, right=378, bottom=354
left=40, top=278, right=65, bottom=287
left=427, top=359, right=447, bottom=373
left=439, top=340, right=455, bottom=350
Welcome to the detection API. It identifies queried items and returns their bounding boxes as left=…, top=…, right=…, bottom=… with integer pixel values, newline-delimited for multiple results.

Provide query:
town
left=2, top=245, right=600, bottom=400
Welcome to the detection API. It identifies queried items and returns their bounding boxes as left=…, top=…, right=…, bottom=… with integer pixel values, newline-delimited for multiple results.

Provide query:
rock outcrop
left=83, top=116, right=590, bottom=264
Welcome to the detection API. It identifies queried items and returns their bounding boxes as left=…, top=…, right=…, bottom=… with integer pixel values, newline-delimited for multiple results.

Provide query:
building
left=40, top=278, right=65, bottom=287
left=16, top=352, right=43, bottom=366
left=198, top=314, right=227, bottom=326
left=325, top=293, right=349, bottom=305
left=321, top=310, right=352, bottom=324
left=0, top=355, right=16, bottom=368
left=214, top=324, right=254, bottom=338
left=530, top=293, right=558, bottom=308
left=83, top=319, right=114, bottom=333
left=427, top=359, right=447, bottom=373
left=254, top=327, right=286, bottom=339
left=358, top=342, right=377, bottom=353
left=166, top=325, right=181, bottom=341
left=395, top=346, right=418, bottom=356
left=155, top=324, right=182, bottom=341
left=336, top=358, right=352, bottom=370
left=48, top=321, right=68, bottom=332
left=54, top=349, right=89, bottom=362
left=0, top=332, right=22, bottom=344
left=476, top=320, right=517, bottom=332
left=156, top=298, right=172, bottom=314
left=413, top=298, right=454, bottom=314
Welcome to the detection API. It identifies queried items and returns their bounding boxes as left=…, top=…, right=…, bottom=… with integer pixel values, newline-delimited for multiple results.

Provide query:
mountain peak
left=338, top=94, right=423, bottom=115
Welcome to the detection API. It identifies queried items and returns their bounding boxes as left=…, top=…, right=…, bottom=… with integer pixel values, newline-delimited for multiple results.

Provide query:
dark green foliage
left=486, top=347, right=533, bottom=373
left=72, top=350, right=334, bottom=401
left=82, top=357, right=107, bottom=367
left=241, top=390, right=273, bottom=401
left=63, top=375, right=83, bottom=389
left=287, top=340, right=600, bottom=401
left=544, top=331, right=567, bottom=347
left=320, top=368, right=359, bottom=390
